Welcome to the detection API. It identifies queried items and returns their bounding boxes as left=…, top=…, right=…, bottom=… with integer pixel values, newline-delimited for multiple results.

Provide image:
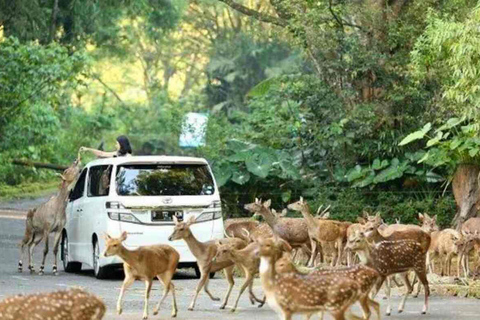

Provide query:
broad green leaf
left=372, top=158, right=389, bottom=170
left=426, top=131, right=443, bottom=147
left=281, top=190, right=292, bottom=203
left=279, top=159, right=301, bottom=180
left=231, top=171, right=250, bottom=185
left=469, top=147, right=479, bottom=158
left=346, top=165, right=364, bottom=182
left=398, top=123, right=431, bottom=146
left=247, top=77, right=279, bottom=97
left=226, top=139, right=254, bottom=151
left=212, top=162, right=234, bottom=187
left=245, top=152, right=274, bottom=178
left=352, top=173, right=375, bottom=188
left=436, top=117, right=464, bottom=132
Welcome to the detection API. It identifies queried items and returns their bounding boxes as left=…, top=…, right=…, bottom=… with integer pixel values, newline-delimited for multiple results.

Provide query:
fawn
left=215, top=239, right=269, bottom=311
left=103, top=232, right=179, bottom=319
left=0, top=288, right=105, bottom=320
left=168, top=215, right=247, bottom=310
left=288, top=197, right=346, bottom=267
left=347, top=231, right=430, bottom=316
left=258, top=236, right=363, bottom=320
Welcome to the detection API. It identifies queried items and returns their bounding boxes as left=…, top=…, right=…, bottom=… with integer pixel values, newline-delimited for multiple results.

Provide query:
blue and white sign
left=179, top=112, right=208, bottom=148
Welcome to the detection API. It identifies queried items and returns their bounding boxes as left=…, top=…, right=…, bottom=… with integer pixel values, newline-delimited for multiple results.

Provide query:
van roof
left=84, top=155, right=209, bottom=167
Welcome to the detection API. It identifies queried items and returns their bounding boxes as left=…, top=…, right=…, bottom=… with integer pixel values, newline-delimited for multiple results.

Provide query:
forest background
left=2, top=0, right=480, bottom=227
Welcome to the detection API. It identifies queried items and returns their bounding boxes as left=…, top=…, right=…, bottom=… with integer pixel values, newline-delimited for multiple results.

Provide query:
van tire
left=62, top=233, right=82, bottom=273
left=93, top=239, right=110, bottom=279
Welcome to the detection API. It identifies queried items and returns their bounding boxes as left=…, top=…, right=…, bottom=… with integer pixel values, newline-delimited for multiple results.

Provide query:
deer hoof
left=219, top=305, right=226, bottom=310
left=212, top=297, right=220, bottom=301
left=142, top=315, right=148, bottom=320
left=153, top=310, right=158, bottom=316
left=117, top=308, right=122, bottom=315
left=230, top=308, right=236, bottom=313
left=188, top=307, right=194, bottom=311
left=398, top=309, right=403, bottom=314
left=171, top=312, right=177, bottom=318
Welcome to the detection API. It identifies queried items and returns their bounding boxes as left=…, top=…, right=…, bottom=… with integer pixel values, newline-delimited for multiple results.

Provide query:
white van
left=61, top=156, right=224, bottom=279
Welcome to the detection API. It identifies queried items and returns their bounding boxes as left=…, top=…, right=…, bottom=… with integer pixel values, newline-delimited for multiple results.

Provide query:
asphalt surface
left=0, top=199, right=479, bottom=319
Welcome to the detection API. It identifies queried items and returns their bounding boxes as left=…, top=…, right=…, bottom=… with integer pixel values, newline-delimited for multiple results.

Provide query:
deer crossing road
left=0, top=210, right=478, bottom=319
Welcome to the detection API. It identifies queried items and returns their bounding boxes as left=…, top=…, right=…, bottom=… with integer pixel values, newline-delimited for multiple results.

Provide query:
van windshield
left=116, top=164, right=215, bottom=196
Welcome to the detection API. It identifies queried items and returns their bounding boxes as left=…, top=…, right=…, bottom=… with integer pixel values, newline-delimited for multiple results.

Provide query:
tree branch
left=217, top=0, right=287, bottom=27
left=93, top=75, right=125, bottom=104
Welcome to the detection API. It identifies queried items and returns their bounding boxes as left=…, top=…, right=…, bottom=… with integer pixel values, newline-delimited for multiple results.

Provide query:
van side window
left=88, top=165, right=112, bottom=197
left=69, top=169, right=88, bottom=201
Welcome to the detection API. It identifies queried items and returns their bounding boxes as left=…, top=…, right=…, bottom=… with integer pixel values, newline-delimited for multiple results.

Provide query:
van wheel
left=193, top=265, right=215, bottom=279
left=62, top=233, right=82, bottom=273
left=93, top=240, right=109, bottom=279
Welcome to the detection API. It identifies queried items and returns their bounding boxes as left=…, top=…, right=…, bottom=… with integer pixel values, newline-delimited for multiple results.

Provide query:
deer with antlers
left=18, top=158, right=81, bottom=275
left=348, top=231, right=430, bottom=316
left=168, top=215, right=247, bottom=310
left=103, top=232, right=179, bottom=319
left=257, top=236, right=363, bottom=320
left=0, top=288, right=105, bottom=320
left=288, top=197, right=347, bottom=267
left=244, top=199, right=310, bottom=258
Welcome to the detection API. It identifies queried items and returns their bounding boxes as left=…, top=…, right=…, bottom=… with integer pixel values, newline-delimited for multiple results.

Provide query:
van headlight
left=108, top=212, right=141, bottom=223
left=195, top=212, right=214, bottom=222
left=208, top=200, right=221, bottom=209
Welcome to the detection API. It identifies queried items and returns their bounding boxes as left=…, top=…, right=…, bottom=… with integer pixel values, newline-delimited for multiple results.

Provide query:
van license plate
left=152, top=211, right=183, bottom=221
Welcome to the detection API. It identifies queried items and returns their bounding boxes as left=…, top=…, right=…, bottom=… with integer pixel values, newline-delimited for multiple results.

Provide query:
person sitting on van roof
left=80, top=135, right=132, bottom=158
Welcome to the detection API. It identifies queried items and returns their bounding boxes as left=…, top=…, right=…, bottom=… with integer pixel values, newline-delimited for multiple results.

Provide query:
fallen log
left=12, top=160, right=68, bottom=171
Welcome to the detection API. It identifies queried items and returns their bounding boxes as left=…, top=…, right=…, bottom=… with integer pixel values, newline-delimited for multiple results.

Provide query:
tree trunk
left=12, top=160, right=68, bottom=171
left=452, top=164, right=480, bottom=228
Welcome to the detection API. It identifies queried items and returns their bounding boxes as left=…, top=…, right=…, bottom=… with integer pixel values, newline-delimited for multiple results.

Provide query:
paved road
left=0, top=208, right=479, bottom=319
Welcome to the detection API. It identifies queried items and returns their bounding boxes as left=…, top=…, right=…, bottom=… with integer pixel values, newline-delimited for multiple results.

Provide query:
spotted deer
left=0, top=288, right=105, bottom=320
left=103, top=232, right=179, bottom=319
left=258, top=237, right=363, bottom=320
left=347, top=231, right=430, bottom=316
left=427, top=228, right=462, bottom=276
left=168, top=215, right=247, bottom=310
left=225, top=219, right=260, bottom=242
left=245, top=199, right=309, bottom=258
left=288, top=197, right=346, bottom=267
left=274, top=253, right=380, bottom=320
left=455, top=231, right=480, bottom=277
left=18, top=158, right=81, bottom=275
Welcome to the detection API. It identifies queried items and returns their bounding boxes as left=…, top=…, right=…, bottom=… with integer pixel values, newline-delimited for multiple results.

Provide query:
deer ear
left=433, top=215, right=437, bottom=222
left=264, top=199, right=272, bottom=208
left=357, top=217, right=366, bottom=224
left=120, top=231, right=127, bottom=241
left=300, top=196, right=304, bottom=202
left=103, top=233, right=111, bottom=241
left=173, top=215, right=179, bottom=225
left=187, top=215, right=196, bottom=225
left=323, top=212, right=330, bottom=219
left=255, top=198, right=259, bottom=204
left=281, top=209, right=287, bottom=217
left=272, top=209, right=277, bottom=215
left=418, top=213, right=424, bottom=221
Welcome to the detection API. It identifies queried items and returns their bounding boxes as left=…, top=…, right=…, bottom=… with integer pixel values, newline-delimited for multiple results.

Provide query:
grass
left=0, top=180, right=59, bottom=201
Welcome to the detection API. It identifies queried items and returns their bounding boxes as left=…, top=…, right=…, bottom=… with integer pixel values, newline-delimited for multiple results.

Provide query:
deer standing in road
left=168, top=215, right=247, bottom=310
left=18, top=158, right=81, bottom=275
left=103, top=232, right=179, bottom=319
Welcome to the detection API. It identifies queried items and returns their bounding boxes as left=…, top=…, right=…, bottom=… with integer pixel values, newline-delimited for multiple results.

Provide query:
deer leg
left=385, top=276, right=392, bottom=316
left=368, top=297, right=381, bottom=320
left=308, top=239, right=317, bottom=267
left=457, top=252, right=463, bottom=278
left=117, top=273, right=135, bottom=315
left=189, top=268, right=209, bottom=310
left=28, top=233, right=42, bottom=273
left=142, top=279, right=153, bottom=319
left=414, top=268, right=429, bottom=314
left=52, top=231, right=62, bottom=275
left=248, top=279, right=265, bottom=307
left=231, top=269, right=253, bottom=312
left=39, top=230, right=50, bottom=275
left=281, top=310, right=292, bottom=320
left=154, top=271, right=177, bottom=318
left=358, top=295, right=371, bottom=320
left=398, top=272, right=413, bottom=313
left=219, top=265, right=234, bottom=309
left=336, top=238, right=344, bottom=267
left=19, top=229, right=33, bottom=272
left=204, top=269, right=221, bottom=302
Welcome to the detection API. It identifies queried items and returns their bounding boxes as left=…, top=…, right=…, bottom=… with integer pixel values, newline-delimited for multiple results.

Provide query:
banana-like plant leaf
left=399, top=123, right=431, bottom=146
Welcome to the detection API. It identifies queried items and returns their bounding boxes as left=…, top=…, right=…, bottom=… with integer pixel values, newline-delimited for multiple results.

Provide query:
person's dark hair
left=116, top=135, right=132, bottom=156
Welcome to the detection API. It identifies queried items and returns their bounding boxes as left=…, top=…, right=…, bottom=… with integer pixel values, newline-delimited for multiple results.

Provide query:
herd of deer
left=2, top=184, right=480, bottom=319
